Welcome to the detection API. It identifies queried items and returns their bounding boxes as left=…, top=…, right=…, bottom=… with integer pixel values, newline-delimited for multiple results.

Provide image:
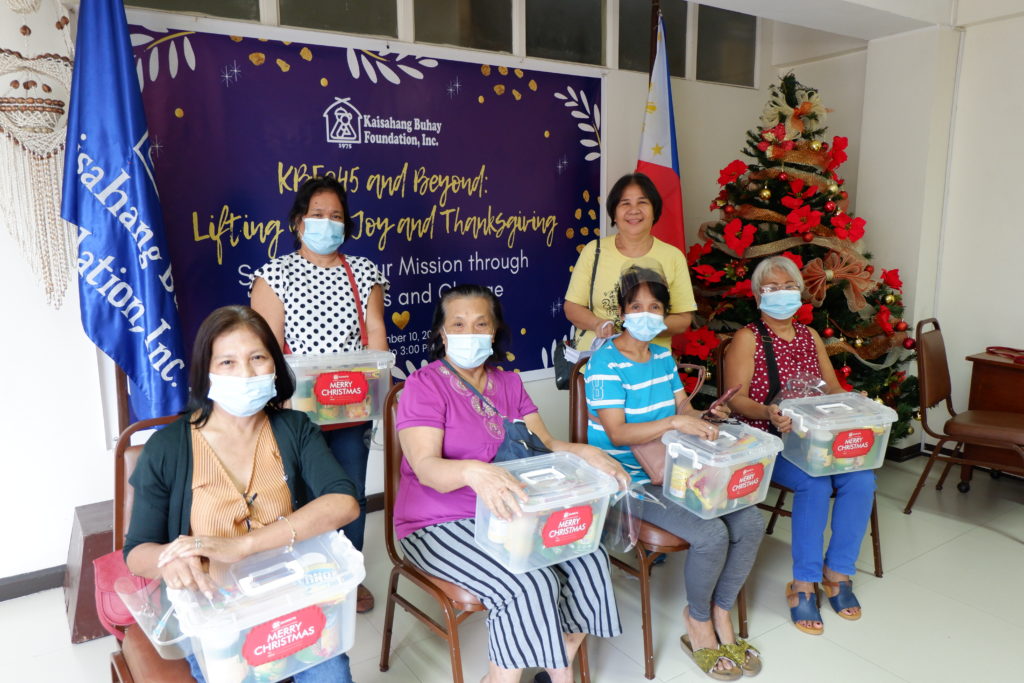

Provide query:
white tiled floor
left=4, top=456, right=1022, bottom=683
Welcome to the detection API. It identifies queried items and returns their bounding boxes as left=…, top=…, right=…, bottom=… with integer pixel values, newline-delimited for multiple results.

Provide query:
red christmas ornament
left=824, top=201, right=837, bottom=212
left=723, top=205, right=736, bottom=215
left=821, top=142, right=829, bottom=151
left=903, top=338, right=916, bottom=350
left=840, top=190, right=849, bottom=200
left=895, top=321, right=908, bottom=332
left=802, top=232, right=815, bottom=243
left=838, top=178, right=845, bottom=185
left=778, top=172, right=789, bottom=181
left=823, top=327, right=834, bottom=338
left=865, top=265, right=874, bottom=274
left=839, top=365, right=852, bottom=376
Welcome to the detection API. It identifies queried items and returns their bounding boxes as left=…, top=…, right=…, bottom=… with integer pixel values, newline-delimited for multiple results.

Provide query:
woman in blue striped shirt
left=585, top=265, right=765, bottom=681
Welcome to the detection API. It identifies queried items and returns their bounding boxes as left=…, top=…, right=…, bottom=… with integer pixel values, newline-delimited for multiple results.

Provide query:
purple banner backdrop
left=130, top=24, right=602, bottom=376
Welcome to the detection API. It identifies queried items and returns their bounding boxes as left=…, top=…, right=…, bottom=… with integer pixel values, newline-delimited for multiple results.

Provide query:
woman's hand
left=158, top=534, right=252, bottom=569
left=576, top=443, right=631, bottom=490
left=159, top=555, right=216, bottom=598
left=594, top=319, right=616, bottom=338
left=767, top=404, right=792, bottom=433
left=670, top=415, right=719, bottom=441
left=704, top=402, right=732, bottom=421
left=464, top=461, right=528, bottom=521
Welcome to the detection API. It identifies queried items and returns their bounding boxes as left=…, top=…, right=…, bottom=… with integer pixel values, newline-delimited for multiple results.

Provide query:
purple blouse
left=393, top=360, right=539, bottom=539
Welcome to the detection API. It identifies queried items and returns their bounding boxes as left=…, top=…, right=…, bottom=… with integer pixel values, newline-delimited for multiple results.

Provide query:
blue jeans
left=324, top=423, right=371, bottom=551
left=771, top=456, right=876, bottom=582
left=186, top=652, right=352, bottom=682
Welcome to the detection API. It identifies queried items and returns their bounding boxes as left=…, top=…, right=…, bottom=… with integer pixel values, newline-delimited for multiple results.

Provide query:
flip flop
left=719, top=640, right=762, bottom=677
left=821, top=576, right=861, bottom=620
left=680, top=634, right=742, bottom=681
left=785, top=581, right=823, bottom=636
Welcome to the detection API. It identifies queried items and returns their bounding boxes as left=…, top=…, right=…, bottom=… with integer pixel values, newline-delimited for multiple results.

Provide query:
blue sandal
left=785, top=581, right=823, bottom=635
left=822, top=576, right=862, bottom=620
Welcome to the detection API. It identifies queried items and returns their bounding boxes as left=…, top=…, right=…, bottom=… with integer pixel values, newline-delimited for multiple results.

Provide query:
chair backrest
left=114, top=415, right=178, bottom=550
left=382, top=382, right=406, bottom=566
left=915, top=318, right=953, bottom=413
left=568, top=358, right=590, bottom=443
left=714, top=336, right=733, bottom=395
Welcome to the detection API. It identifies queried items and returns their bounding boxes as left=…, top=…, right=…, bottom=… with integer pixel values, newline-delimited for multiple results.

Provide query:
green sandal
left=680, top=635, right=742, bottom=681
left=719, top=640, right=762, bottom=677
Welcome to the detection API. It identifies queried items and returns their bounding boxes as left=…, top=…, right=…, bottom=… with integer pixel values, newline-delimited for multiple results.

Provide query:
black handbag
left=441, top=359, right=551, bottom=462
left=555, top=238, right=602, bottom=390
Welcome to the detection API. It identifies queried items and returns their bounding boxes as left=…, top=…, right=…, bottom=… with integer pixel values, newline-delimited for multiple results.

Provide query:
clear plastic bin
left=115, top=578, right=193, bottom=660
left=285, top=350, right=394, bottom=426
left=661, top=422, right=782, bottom=519
left=779, top=392, right=898, bottom=476
left=474, top=452, right=618, bottom=574
left=168, top=531, right=365, bottom=683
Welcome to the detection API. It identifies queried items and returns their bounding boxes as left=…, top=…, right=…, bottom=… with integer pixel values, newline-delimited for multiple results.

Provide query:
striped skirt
left=400, top=518, right=622, bottom=670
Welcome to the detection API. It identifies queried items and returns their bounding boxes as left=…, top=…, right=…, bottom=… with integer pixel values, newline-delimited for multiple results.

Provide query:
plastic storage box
left=661, top=422, right=783, bottom=519
left=285, top=350, right=394, bottom=426
left=474, top=452, right=618, bottom=574
left=168, top=531, right=364, bottom=683
left=779, top=392, right=898, bottom=476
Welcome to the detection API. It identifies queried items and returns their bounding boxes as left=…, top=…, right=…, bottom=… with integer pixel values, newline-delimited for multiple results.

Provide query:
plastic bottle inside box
left=660, top=422, right=782, bottom=519
left=285, top=350, right=394, bottom=426
left=779, top=391, right=898, bottom=476
left=474, top=452, right=618, bottom=574
left=164, top=531, right=365, bottom=683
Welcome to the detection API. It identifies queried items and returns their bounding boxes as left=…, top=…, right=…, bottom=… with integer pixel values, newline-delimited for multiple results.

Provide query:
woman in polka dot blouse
left=725, top=256, right=875, bottom=637
left=251, top=176, right=389, bottom=612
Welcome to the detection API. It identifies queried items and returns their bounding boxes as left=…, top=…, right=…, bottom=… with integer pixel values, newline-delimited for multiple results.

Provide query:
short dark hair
left=427, top=284, right=509, bottom=366
left=185, top=305, right=295, bottom=427
left=288, top=176, right=352, bottom=250
left=606, top=172, right=663, bottom=225
left=616, top=267, right=671, bottom=314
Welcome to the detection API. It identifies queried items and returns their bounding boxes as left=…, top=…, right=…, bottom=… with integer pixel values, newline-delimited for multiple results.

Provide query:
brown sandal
left=356, top=583, right=374, bottom=613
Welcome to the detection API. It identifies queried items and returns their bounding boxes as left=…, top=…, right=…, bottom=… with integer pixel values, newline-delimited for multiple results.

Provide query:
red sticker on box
left=727, top=464, right=764, bottom=499
left=314, top=372, right=368, bottom=405
left=832, top=429, right=874, bottom=458
left=541, top=506, right=593, bottom=547
left=242, top=605, right=325, bottom=665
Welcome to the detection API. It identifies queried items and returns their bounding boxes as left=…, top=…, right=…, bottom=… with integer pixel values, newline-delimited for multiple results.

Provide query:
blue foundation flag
left=61, top=0, right=187, bottom=420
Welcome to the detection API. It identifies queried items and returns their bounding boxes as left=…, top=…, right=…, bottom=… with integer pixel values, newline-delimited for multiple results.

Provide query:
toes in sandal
left=719, top=640, right=762, bottom=677
left=785, top=581, right=823, bottom=636
left=822, top=576, right=861, bottom=621
left=680, top=635, right=743, bottom=681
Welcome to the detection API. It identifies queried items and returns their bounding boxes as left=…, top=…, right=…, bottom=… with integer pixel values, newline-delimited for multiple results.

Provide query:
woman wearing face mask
left=396, top=284, right=628, bottom=683
left=124, top=306, right=360, bottom=683
left=585, top=266, right=764, bottom=680
left=251, top=176, right=387, bottom=611
left=724, top=256, right=873, bottom=637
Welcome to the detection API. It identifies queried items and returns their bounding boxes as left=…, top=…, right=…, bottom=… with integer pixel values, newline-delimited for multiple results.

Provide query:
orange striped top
left=190, top=418, right=293, bottom=538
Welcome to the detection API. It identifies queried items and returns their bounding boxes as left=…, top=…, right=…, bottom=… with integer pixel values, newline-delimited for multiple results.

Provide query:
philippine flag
left=636, top=14, right=686, bottom=252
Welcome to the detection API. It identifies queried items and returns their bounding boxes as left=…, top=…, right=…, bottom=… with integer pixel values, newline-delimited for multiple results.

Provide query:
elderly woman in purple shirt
left=395, top=284, right=627, bottom=683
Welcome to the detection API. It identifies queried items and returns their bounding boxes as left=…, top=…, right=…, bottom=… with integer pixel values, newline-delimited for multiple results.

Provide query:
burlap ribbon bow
left=802, top=250, right=877, bottom=312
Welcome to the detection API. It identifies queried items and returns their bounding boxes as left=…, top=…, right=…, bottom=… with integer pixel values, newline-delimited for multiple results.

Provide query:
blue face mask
left=759, top=289, right=803, bottom=320
left=444, top=333, right=493, bottom=369
left=623, top=312, right=667, bottom=342
left=207, top=372, right=276, bottom=417
left=301, top=217, right=345, bottom=255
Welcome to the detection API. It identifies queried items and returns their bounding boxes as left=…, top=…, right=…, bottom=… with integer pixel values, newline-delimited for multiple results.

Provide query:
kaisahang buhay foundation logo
left=323, top=97, right=442, bottom=148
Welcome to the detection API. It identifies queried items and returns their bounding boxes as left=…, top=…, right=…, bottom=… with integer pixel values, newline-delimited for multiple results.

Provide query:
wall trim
left=0, top=565, right=65, bottom=603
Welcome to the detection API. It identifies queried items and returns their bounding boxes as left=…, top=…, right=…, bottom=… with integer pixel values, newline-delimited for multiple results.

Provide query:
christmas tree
left=678, top=73, right=919, bottom=441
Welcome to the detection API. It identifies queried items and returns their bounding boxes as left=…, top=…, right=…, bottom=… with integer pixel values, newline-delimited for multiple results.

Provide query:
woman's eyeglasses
left=759, top=284, right=801, bottom=294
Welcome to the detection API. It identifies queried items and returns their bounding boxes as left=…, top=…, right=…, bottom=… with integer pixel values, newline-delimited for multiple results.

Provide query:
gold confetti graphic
left=276, top=58, right=290, bottom=72
left=249, top=52, right=265, bottom=66
left=320, top=77, right=329, bottom=87
left=174, top=107, right=184, bottom=118
left=300, top=47, right=312, bottom=61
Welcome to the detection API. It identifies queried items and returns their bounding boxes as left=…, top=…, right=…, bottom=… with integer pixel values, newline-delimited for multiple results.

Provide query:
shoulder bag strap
left=755, top=321, right=781, bottom=404
left=588, top=237, right=601, bottom=310
left=338, top=254, right=369, bottom=348
left=439, top=358, right=506, bottom=419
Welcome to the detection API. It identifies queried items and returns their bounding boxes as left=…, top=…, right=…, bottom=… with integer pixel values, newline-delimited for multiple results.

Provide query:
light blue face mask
left=623, top=312, right=667, bottom=342
left=207, top=372, right=276, bottom=417
left=444, top=333, right=493, bottom=369
left=759, top=289, right=803, bottom=320
left=301, top=217, right=345, bottom=255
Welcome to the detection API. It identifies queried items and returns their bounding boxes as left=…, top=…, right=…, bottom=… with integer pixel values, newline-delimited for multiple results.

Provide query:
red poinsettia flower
left=726, top=279, right=753, bottom=298
left=786, top=205, right=822, bottom=234
left=838, top=375, right=854, bottom=391
left=781, top=251, right=804, bottom=269
left=681, top=326, right=720, bottom=361
left=789, top=179, right=805, bottom=194
left=832, top=214, right=865, bottom=241
left=761, top=123, right=786, bottom=142
left=827, top=136, right=849, bottom=171
left=693, top=264, right=726, bottom=284
left=686, top=239, right=713, bottom=265
left=756, top=140, right=770, bottom=152
left=795, top=303, right=814, bottom=325
left=801, top=185, right=818, bottom=198
left=780, top=195, right=803, bottom=210
left=718, top=160, right=748, bottom=186
left=681, top=373, right=701, bottom=394
left=881, top=268, right=903, bottom=291
left=779, top=140, right=795, bottom=151
left=723, top=219, right=756, bottom=257
left=876, top=305, right=894, bottom=336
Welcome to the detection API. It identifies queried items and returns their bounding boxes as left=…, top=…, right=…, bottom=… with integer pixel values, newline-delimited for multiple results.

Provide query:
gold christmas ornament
left=874, top=397, right=885, bottom=404
left=907, top=426, right=915, bottom=435
left=854, top=337, right=865, bottom=348
left=759, top=188, right=772, bottom=200
left=715, top=199, right=726, bottom=207
left=837, top=336, right=847, bottom=344
left=913, top=411, right=922, bottom=421
left=884, top=294, right=896, bottom=304
left=828, top=184, right=839, bottom=194
left=810, top=140, right=822, bottom=151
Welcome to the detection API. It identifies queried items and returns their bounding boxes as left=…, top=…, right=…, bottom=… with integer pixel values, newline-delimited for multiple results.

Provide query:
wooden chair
left=110, top=415, right=193, bottom=683
left=378, top=383, right=591, bottom=682
left=713, top=338, right=884, bottom=577
left=903, top=318, right=1024, bottom=513
left=569, top=359, right=748, bottom=680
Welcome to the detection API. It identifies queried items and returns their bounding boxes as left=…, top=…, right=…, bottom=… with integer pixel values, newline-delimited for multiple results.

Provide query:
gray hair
left=750, top=256, right=805, bottom=302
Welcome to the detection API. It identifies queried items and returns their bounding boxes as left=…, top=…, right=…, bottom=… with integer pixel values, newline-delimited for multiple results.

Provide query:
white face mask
left=444, top=333, right=493, bottom=369
left=207, top=372, right=276, bottom=417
